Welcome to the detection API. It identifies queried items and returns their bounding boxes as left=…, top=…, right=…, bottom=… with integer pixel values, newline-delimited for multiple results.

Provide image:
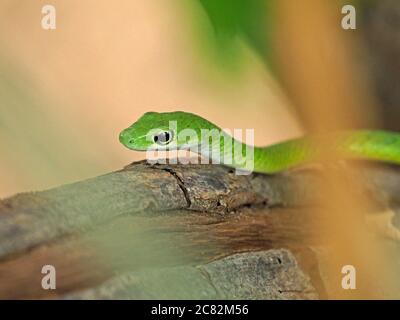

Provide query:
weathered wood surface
left=0, top=160, right=400, bottom=299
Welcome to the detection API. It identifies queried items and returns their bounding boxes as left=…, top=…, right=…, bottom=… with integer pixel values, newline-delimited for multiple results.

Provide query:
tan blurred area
left=0, top=0, right=301, bottom=197
left=275, top=0, right=397, bottom=298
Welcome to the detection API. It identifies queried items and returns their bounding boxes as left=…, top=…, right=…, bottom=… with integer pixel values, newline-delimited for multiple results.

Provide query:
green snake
left=119, top=111, right=400, bottom=174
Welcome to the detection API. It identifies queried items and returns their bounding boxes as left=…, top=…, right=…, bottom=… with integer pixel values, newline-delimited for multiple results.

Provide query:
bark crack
left=160, top=167, right=192, bottom=208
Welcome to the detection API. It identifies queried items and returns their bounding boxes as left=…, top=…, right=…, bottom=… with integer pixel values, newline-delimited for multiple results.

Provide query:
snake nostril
left=128, top=139, right=134, bottom=145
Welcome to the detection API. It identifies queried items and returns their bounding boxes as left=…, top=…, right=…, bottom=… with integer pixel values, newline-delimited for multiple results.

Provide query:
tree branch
left=0, top=160, right=399, bottom=299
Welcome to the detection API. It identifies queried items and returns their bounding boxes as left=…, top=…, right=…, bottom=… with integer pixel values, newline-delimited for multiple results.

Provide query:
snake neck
left=192, top=115, right=400, bottom=175
left=242, top=130, right=400, bottom=174
left=252, top=139, right=313, bottom=173
left=195, top=123, right=311, bottom=174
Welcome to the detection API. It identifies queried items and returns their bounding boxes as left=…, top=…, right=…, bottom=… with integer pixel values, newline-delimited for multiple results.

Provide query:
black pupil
left=155, top=131, right=171, bottom=144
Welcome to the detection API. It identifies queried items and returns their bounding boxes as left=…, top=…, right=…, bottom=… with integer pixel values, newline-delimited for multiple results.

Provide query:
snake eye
left=154, top=131, right=173, bottom=145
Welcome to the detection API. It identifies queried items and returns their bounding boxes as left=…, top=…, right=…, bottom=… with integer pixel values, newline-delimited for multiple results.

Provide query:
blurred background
left=0, top=0, right=302, bottom=197
left=1, top=0, right=400, bottom=299
left=0, top=0, right=398, bottom=198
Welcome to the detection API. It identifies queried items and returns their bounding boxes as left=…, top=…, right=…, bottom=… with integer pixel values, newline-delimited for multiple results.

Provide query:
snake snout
left=119, top=129, right=134, bottom=147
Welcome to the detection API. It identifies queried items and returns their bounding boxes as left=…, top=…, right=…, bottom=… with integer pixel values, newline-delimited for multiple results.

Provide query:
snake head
left=119, top=111, right=208, bottom=151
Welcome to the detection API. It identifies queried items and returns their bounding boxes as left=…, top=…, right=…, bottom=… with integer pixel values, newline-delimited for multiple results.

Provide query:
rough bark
left=0, top=160, right=399, bottom=299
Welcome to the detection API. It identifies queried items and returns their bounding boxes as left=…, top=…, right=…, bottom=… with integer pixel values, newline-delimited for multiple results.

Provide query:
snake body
left=119, top=111, right=400, bottom=174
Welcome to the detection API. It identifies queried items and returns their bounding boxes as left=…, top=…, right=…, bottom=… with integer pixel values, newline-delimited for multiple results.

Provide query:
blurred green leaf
left=196, top=0, right=373, bottom=73
left=198, top=0, right=275, bottom=67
